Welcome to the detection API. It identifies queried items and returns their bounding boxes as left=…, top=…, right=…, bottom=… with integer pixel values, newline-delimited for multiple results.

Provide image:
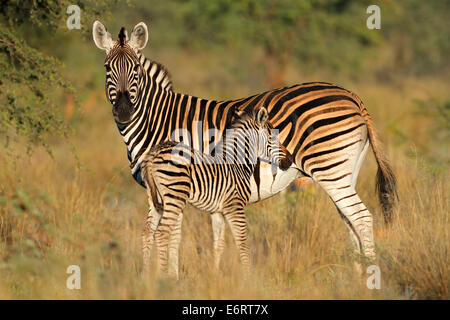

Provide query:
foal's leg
left=211, top=212, right=226, bottom=270
left=154, top=202, right=187, bottom=279
left=154, top=221, right=170, bottom=276
left=168, top=212, right=184, bottom=280
left=223, top=201, right=250, bottom=275
left=142, top=204, right=160, bottom=274
left=154, top=175, right=190, bottom=279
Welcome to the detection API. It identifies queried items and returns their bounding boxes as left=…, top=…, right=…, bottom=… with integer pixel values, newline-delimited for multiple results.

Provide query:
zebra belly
left=188, top=197, right=223, bottom=213
left=248, top=162, right=302, bottom=203
left=188, top=184, right=225, bottom=213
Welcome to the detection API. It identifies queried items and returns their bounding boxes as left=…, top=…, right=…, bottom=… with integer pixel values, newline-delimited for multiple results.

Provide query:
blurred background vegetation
left=1, top=0, right=449, bottom=163
left=0, top=0, right=448, bottom=299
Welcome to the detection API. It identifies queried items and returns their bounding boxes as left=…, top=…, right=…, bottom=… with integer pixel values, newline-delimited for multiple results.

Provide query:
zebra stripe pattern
left=141, top=107, right=290, bottom=278
left=93, top=21, right=398, bottom=274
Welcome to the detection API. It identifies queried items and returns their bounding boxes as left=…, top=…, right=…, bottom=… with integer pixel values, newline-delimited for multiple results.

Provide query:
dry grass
left=0, top=74, right=448, bottom=299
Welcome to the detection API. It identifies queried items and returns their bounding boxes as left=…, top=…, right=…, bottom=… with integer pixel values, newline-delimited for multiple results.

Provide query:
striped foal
left=141, top=107, right=292, bottom=278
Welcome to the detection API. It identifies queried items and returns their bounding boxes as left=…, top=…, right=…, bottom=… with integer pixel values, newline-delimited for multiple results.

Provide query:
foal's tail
left=141, top=157, right=164, bottom=214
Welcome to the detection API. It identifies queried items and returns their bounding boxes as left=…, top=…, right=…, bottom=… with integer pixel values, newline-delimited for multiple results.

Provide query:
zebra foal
left=140, top=107, right=292, bottom=279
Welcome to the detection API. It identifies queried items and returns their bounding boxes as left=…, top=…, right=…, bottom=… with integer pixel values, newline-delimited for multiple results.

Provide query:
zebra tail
left=142, top=159, right=164, bottom=214
left=362, top=106, right=399, bottom=224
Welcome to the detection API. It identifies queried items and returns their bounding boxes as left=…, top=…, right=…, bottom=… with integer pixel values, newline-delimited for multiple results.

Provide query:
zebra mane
left=118, top=27, right=127, bottom=47
left=145, top=59, right=173, bottom=91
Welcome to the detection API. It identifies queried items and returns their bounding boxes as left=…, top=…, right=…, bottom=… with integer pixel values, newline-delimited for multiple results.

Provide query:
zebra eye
left=104, top=64, right=111, bottom=72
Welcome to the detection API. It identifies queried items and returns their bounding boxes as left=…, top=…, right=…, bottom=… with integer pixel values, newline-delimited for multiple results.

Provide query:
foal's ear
left=256, top=107, right=269, bottom=126
left=233, top=107, right=245, bottom=119
left=129, top=22, right=149, bottom=51
left=93, top=21, right=114, bottom=52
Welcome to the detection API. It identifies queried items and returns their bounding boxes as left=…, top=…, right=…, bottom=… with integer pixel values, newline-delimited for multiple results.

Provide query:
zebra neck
left=215, top=132, right=257, bottom=178
left=117, top=55, right=175, bottom=153
left=115, top=55, right=237, bottom=182
left=139, top=54, right=172, bottom=91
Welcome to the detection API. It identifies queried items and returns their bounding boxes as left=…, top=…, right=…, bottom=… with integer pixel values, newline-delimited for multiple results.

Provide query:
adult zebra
left=92, top=21, right=397, bottom=268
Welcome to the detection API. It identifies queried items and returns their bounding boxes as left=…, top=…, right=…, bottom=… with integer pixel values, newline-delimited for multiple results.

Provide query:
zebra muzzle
left=113, top=91, right=134, bottom=124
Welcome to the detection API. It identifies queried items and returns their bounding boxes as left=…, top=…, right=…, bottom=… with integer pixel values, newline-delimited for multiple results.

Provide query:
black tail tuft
left=375, top=160, right=398, bottom=224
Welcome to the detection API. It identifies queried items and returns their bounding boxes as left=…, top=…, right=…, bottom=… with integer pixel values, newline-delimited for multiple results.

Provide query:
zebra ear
left=93, top=21, right=114, bottom=52
left=129, top=22, right=149, bottom=51
left=256, top=107, right=269, bottom=126
left=233, top=108, right=245, bottom=119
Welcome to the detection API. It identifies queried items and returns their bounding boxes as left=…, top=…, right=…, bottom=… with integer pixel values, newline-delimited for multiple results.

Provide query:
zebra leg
left=154, top=222, right=170, bottom=276
left=155, top=207, right=186, bottom=279
left=142, top=205, right=160, bottom=274
left=142, top=171, right=166, bottom=275
left=167, top=212, right=183, bottom=280
left=321, top=181, right=376, bottom=261
left=351, top=139, right=370, bottom=188
left=144, top=148, right=191, bottom=279
left=223, top=204, right=250, bottom=274
left=342, top=139, right=374, bottom=260
left=211, top=212, right=226, bottom=271
left=308, top=139, right=375, bottom=260
left=155, top=188, right=189, bottom=279
left=302, top=122, right=375, bottom=261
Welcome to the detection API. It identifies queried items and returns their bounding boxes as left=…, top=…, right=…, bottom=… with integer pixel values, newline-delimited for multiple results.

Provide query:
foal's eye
left=104, top=64, right=111, bottom=72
